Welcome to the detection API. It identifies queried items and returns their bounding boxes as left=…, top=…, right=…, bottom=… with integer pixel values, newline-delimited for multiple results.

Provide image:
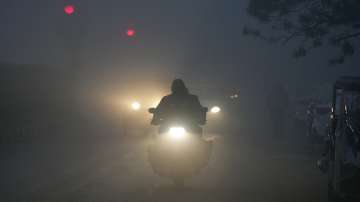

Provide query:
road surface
left=1, top=131, right=327, bottom=202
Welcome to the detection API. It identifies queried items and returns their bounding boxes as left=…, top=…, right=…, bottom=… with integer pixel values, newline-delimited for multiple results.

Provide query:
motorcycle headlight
left=168, top=127, right=186, bottom=140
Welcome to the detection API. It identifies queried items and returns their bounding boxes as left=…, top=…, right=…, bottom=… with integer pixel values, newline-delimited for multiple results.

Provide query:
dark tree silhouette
left=244, top=0, right=360, bottom=64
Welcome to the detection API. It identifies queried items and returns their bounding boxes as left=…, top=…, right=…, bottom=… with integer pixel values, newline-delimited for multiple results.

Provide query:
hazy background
left=2, top=1, right=358, bottom=201
left=1, top=0, right=359, bottom=129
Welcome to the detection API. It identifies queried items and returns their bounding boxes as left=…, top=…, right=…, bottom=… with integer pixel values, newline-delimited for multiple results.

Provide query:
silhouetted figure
left=151, top=79, right=205, bottom=135
left=319, top=96, right=360, bottom=172
left=267, top=83, right=289, bottom=138
left=346, top=96, right=360, bottom=155
left=306, top=102, right=317, bottom=137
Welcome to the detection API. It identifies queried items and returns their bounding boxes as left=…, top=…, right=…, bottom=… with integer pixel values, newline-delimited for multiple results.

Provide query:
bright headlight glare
left=131, top=101, right=141, bottom=110
left=168, top=127, right=186, bottom=139
left=210, top=106, right=221, bottom=114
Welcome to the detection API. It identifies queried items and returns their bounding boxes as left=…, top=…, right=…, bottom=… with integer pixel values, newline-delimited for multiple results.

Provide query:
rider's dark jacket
left=151, top=92, right=204, bottom=126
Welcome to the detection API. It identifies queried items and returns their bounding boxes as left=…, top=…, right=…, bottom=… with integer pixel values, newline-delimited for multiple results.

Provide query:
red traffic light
left=126, top=29, right=135, bottom=37
left=64, top=5, right=75, bottom=15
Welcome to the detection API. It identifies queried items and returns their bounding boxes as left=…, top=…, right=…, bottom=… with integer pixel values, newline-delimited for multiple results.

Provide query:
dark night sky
left=1, top=0, right=360, bottom=98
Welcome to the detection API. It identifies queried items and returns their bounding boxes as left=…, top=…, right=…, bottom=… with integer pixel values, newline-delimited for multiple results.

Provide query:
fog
left=1, top=1, right=360, bottom=202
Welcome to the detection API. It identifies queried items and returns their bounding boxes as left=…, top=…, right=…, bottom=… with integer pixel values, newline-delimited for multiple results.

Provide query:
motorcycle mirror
left=148, top=108, right=156, bottom=114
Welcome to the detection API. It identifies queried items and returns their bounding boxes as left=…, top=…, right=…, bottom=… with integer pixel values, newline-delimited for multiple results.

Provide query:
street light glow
left=126, top=29, right=135, bottom=37
left=64, top=5, right=75, bottom=15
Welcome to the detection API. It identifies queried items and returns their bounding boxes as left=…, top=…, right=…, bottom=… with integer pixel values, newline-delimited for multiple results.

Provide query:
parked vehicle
left=319, top=77, right=360, bottom=202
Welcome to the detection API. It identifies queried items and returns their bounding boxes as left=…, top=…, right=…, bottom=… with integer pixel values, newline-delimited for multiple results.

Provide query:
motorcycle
left=147, top=107, right=212, bottom=187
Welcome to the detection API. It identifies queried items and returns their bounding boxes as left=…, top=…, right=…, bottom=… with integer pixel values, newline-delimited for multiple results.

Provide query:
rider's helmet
left=171, top=79, right=188, bottom=95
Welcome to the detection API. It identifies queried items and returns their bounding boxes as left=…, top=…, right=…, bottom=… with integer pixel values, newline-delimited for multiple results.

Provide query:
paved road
left=1, top=133, right=327, bottom=202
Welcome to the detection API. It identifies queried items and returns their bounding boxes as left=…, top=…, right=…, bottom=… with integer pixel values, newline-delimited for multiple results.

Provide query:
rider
left=151, top=79, right=205, bottom=135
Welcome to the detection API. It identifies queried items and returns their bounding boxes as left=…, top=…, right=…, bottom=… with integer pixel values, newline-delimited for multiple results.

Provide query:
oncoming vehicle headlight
left=210, top=106, right=221, bottom=114
left=131, top=101, right=141, bottom=110
left=168, top=127, right=186, bottom=140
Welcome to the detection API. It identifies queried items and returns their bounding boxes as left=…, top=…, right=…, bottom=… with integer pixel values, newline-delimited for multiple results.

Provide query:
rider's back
left=151, top=79, right=204, bottom=126
left=157, top=93, right=202, bottom=123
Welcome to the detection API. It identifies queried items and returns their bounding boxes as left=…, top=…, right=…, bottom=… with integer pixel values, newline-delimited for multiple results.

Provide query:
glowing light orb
left=64, top=5, right=75, bottom=15
left=169, top=127, right=186, bottom=139
left=131, top=101, right=141, bottom=110
left=126, top=29, right=135, bottom=37
left=210, top=106, right=221, bottom=114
